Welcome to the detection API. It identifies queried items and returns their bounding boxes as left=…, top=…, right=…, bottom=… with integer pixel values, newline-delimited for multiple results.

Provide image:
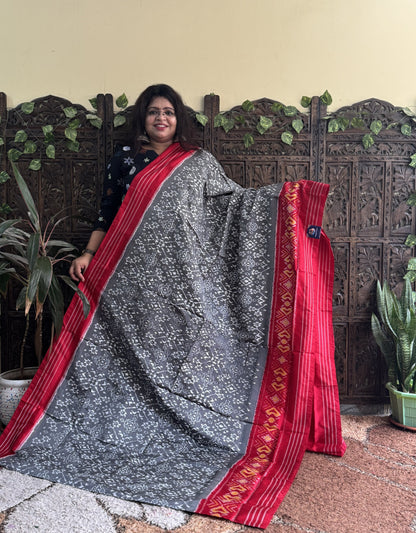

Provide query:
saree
left=0, top=143, right=346, bottom=529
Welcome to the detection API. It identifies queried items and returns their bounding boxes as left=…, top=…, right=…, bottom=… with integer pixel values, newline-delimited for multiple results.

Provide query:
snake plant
left=371, top=279, right=416, bottom=393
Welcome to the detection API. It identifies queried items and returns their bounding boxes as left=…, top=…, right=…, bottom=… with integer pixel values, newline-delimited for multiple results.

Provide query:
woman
left=0, top=84, right=345, bottom=529
left=69, top=83, right=198, bottom=282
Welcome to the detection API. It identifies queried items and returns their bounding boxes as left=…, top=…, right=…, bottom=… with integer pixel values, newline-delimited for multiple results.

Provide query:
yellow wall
left=1, top=0, right=415, bottom=112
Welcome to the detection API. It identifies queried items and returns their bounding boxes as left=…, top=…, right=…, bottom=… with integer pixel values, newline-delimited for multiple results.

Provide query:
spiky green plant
left=371, top=279, right=416, bottom=393
left=0, top=162, right=90, bottom=375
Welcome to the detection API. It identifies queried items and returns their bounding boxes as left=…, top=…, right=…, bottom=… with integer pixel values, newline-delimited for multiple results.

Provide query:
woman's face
left=145, top=96, right=177, bottom=146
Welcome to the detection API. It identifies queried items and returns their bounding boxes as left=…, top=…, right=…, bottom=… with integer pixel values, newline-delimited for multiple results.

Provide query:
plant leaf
left=63, top=106, right=78, bottom=119
left=27, top=232, right=40, bottom=271
left=86, top=114, right=103, bottom=129
left=362, top=133, right=374, bottom=149
left=29, top=159, right=41, bottom=171
left=60, top=275, right=90, bottom=318
left=407, top=193, right=416, bottom=206
left=243, top=133, right=254, bottom=148
left=0, top=171, right=10, bottom=183
left=115, top=93, right=128, bottom=109
left=46, top=144, right=55, bottom=159
left=0, top=137, right=3, bottom=146
left=24, top=140, right=37, bottom=154
left=256, top=116, right=273, bottom=135
left=89, top=97, right=98, bottom=110
left=65, top=127, right=77, bottom=142
left=283, top=106, right=297, bottom=117
left=405, top=234, right=416, bottom=247
left=8, top=148, right=23, bottom=162
left=11, top=162, right=40, bottom=229
left=195, top=113, right=208, bottom=126
left=300, top=96, right=312, bottom=108
left=14, top=130, right=28, bottom=143
left=328, top=119, right=339, bottom=133
left=66, top=140, right=80, bottom=152
left=281, top=131, right=293, bottom=145
left=42, top=125, right=53, bottom=136
left=409, top=154, right=416, bottom=168
left=214, top=113, right=224, bottom=128
left=21, top=102, right=34, bottom=114
left=320, top=90, right=333, bottom=106
left=292, top=118, right=304, bottom=134
left=401, top=124, right=412, bottom=136
left=222, top=118, right=235, bottom=133
left=113, top=115, right=126, bottom=128
left=351, top=117, right=365, bottom=129
left=36, top=256, right=53, bottom=309
left=271, top=102, right=284, bottom=113
left=242, top=100, right=254, bottom=112
left=370, top=120, right=383, bottom=135
left=48, top=275, right=64, bottom=336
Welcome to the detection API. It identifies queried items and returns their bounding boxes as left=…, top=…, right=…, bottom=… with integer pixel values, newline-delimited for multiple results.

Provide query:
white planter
left=0, top=367, right=38, bottom=426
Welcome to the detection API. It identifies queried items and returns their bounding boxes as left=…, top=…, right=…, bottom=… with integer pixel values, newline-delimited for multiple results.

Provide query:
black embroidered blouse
left=94, top=146, right=158, bottom=231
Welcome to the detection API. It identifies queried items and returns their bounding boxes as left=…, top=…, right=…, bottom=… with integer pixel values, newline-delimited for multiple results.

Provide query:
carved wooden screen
left=1, top=92, right=413, bottom=403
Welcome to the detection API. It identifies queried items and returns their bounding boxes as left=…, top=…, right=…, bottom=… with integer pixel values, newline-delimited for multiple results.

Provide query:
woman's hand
left=69, top=253, right=94, bottom=283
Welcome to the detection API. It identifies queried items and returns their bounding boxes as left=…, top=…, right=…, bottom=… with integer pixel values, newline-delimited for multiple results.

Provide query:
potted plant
left=371, top=279, right=416, bottom=429
left=0, top=162, right=90, bottom=426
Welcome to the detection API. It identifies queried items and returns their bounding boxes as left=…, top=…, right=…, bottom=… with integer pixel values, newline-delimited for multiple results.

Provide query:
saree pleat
left=0, top=144, right=345, bottom=529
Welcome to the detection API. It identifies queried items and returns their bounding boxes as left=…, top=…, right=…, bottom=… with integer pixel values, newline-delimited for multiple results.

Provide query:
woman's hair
left=129, top=84, right=199, bottom=153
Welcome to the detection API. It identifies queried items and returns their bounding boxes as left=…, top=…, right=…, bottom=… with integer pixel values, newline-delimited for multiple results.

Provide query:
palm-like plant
left=0, top=162, right=90, bottom=375
left=371, top=279, right=416, bottom=393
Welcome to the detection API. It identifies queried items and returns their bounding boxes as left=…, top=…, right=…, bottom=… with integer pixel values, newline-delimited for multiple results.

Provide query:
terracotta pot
left=0, top=367, right=38, bottom=426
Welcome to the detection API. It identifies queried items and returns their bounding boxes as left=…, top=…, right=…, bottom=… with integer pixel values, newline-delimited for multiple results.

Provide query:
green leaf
left=256, top=116, right=273, bottom=135
left=195, top=113, right=208, bottom=126
left=409, top=153, right=416, bottom=168
left=328, top=119, right=340, bottom=133
left=113, top=115, right=126, bottom=128
left=351, top=117, right=365, bottom=129
left=300, top=96, right=312, bottom=108
left=337, top=117, right=350, bottom=131
left=281, top=131, right=293, bottom=145
left=406, top=257, right=416, bottom=270
left=0, top=171, right=11, bottom=183
left=68, top=118, right=81, bottom=129
left=407, top=193, right=416, bottom=206
left=234, top=115, right=245, bottom=125
left=48, top=275, right=64, bottom=336
left=222, top=118, right=235, bottom=133
left=21, top=102, right=34, bottom=114
left=283, top=106, right=297, bottom=117
left=29, top=159, right=41, bottom=171
left=0, top=137, right=3, bottom=146
left=116, top=93, right=128, bottom=109
left=8, top=148, right=23, bottom=162
left=24, top=140, right=37, bottom=154
left=370, top=120, right=383, bottom=135
left=404, top=270, right=416, bottom=282
left=11, top=162, right=40, bottom=228
left=242, top=100, right=254, bottom=112
left=402, top=107, right=415, bottom=117
left=214, top=113, right=224, bottom=128
left=46, top=144, right=55, bottom=159
left=405, top=234, right=416, bottom=247
left=320, top=90, right=333, bottom=106
left=65, top=127, right=77, bottom=142
left=86, top=114, right=103, bottom=129
left=271, top=102, right=284, bottom=113
left=63, top=106, right=78, bottom=119
left=42, top=125, right=53, bottom=135
left=292, top=118, right=304, bottom=134
left=60, top=275, right=90, bottom=319
left=36, top=256, right=53, bottom=306
left=66, top=140, right=80, bottom=152
left=401, top=124, right=412, bottom=136
left=362, top=133, right=374, bottom=149
left=14, top=130, right=28, bottom=143
left=243, top=133, right=254, bottom=148
left=27, top=232, right=40, bottom=271
left=89, top=97, right=98, bottom=110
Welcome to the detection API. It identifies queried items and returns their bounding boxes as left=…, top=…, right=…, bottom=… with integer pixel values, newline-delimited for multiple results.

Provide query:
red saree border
left=0, top=143, right=194, bottom=457
left=196, top=180, right=346, bottom=529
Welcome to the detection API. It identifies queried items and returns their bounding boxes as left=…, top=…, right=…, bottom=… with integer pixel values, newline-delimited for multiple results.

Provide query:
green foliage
left=195, top=113, right=208, bottom=126
left=0, top=163, right=90, bottom=369
left=371, top=279, right=416, bottom=393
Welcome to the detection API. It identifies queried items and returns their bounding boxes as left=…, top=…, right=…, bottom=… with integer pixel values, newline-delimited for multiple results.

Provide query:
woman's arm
left=69, top=229, right=106, bottom=282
